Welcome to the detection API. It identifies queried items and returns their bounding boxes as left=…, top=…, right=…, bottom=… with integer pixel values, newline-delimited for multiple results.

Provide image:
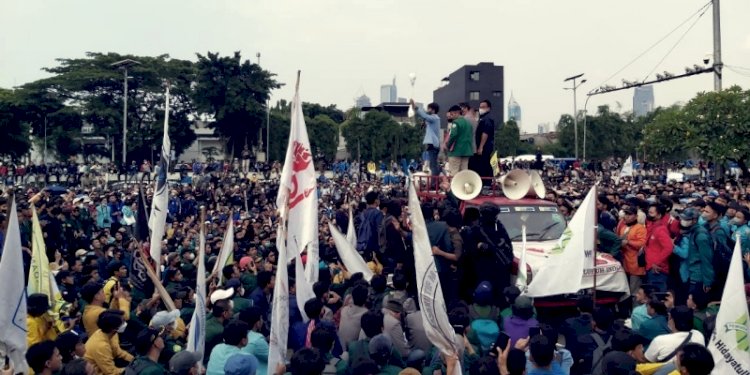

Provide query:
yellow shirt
left=636, top=362, right=673, bottom=375
left=84, top=330, right=133, bottom=375
left=27, top=315, right=57, bottom=348
left=82, top=300, right=131, bottom=338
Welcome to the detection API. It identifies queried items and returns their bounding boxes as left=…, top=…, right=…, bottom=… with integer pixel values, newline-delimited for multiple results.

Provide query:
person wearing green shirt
left=126, top=327, right=168, bottom=375
left=445, top=105, right=474, bottom=176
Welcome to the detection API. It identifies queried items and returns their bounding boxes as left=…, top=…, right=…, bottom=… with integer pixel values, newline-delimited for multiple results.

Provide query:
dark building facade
left=433, top=62, right=504, bottom=128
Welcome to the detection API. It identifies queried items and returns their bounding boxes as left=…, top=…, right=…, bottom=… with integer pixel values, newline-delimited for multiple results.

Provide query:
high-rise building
left=633, top=85, right=654, bottom=117
left=508, top=92, right=521, bottom=126
left=355, top=94, right=371, bottom=108
left=380, top=77, right=398, bottom=103
left=433, top=62, right=504, bottom=127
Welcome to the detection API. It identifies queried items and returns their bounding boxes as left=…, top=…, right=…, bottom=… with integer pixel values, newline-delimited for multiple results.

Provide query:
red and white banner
left=276, top=73, right=319, bottom=284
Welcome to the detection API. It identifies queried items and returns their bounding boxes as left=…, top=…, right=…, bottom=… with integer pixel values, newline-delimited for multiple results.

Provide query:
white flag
left=516, top=225, right=528, bottom=290
left=346, top=207, right=357, bottom=250
left=267, top=226, right=290, bottom=375
left=148, top=86, right=172, bottom=273
left=212, top=220, right=235, bottom=286
left=526, top=186, right=596, bottom=297
left=0, top=199, right=28, bottom=374
left=617, top=156, right=633, bottom=185
left=187, top=222, right=208, bottom=364
left=709, top=235, right=750, bottom=373
left=295, top=250, right=315, bottom=322
left=407, top=180, right=462, bottom=371
left=276, top=73, right=319, bottom=284
left=328, top=223, right=373, bottom=281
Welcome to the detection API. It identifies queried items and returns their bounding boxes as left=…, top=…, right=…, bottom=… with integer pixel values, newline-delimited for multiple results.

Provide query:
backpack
left=589, top=333, right=611, bottom=375
left=124, top=358, right=154, bottom=375
left=378, top=214, right=395, bottom=256
left=356, top=208, right=379, bottom=253
left=708, top=224, right=734, bottom=276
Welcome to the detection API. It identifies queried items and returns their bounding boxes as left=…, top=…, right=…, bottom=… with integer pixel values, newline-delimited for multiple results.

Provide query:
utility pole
left=712, top=0, right=722, bottom=91
left=111, top=59, right=140, bottom=165
left=564, top=73, right=586, bottom=160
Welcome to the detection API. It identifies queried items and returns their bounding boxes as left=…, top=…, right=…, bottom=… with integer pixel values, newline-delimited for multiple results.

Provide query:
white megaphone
left=450, top=170, right=482, bottom=201
left=499, top=169, right=532, bottom=200
left=529, top=170, right=546, bottom=199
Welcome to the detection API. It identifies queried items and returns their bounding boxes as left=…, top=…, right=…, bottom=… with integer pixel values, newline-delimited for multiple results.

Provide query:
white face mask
left=478, top=108, right=488, bottom=115
left=680, top=219, right=693, bottom=227
left=117, top=321, right=127, bottom=333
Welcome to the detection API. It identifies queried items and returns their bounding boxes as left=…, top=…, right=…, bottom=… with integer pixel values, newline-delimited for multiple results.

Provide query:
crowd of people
left=2, top=141, right=744, bottom=375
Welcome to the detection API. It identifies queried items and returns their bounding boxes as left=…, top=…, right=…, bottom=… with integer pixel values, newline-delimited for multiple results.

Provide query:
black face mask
left=679, top=224, right=692, bottom=231
left=648, top=216, right=658, bottom=222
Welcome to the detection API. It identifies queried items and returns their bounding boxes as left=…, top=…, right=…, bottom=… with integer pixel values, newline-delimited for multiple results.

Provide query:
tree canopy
left=193, top=51, right=280, bottom=158
left=341, top=110, right=422, bottom=162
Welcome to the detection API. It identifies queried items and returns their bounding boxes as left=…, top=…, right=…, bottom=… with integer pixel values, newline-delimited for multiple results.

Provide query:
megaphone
left=450, top=170, right=482, bottom=201
left=500, top=169, right=532, bottom=200
left=529, top=170, right=546, bottom=199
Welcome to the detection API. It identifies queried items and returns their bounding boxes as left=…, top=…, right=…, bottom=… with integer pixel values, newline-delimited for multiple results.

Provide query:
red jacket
left=661, top=214, right=680, bottom=239
left=646, top=218, right=673, bottom=274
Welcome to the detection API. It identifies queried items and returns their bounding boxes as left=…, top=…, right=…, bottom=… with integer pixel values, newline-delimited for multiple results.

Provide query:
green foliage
left=25, top=52, right=199, bottom=162
left=554, top=106, right=643, bottom=160
left=193, top=51, right=280, bottom=158
left=307, top=114, right=339, bottom=161
left=0, top=88, right=32, bottom=159
left=641, top=106, right=689, bottom=160
left=341, top=110, right=422, bottom=162
left=495, top=120, right=520, bottom=157
left=643, top=86, right=750, bottom=168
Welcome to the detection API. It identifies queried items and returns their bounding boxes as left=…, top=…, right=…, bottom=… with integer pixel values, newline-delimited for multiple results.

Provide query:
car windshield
left=495, top=206, right=567, bottom=242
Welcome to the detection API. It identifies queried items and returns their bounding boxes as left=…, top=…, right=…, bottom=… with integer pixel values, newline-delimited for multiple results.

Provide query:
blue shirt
left=526, top=348, right=573, bottom=375
left=206, top=344, right=242, bottom=375
left=416, top=107, right=440, bottom=147
left=242, top=331, right=269, bottom=375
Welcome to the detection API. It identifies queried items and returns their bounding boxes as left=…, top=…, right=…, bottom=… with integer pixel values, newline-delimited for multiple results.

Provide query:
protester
left=3, top=151, right=750, bottom=375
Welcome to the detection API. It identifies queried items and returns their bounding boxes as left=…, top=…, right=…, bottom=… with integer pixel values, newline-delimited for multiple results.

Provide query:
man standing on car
left=470, top=100, right=495, bottom=185
left=411, top=99, right=441, bottom=178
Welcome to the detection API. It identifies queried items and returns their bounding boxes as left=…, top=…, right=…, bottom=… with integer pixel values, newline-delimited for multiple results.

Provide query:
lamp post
left=564, top=73, right=586, bottom=160
left=111, top=59, right=140, bottom=165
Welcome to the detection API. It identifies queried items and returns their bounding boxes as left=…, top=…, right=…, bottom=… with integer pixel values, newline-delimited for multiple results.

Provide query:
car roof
left=463, top=196, right=556, bottom=206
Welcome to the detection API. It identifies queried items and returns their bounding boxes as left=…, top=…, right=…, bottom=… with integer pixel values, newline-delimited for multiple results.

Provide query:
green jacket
left=447, top=117, right=474, bottom=157
left=232, top=296, right=252, bottom=314
left=125, top=356, right=165, bottom=375
left=687, top=225, right=714, bottom=287
left=598, top=227, right=623, bottom=259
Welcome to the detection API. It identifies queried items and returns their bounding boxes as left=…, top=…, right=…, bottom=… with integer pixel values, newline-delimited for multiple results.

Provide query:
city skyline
left=2, top=0, right=750, bottom=134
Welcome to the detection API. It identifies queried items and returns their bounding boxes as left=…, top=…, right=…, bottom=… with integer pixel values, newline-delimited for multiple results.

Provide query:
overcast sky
left=2, top=0, right=750, bottom=134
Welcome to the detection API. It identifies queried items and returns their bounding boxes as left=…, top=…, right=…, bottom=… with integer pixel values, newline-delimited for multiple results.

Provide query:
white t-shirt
left=644, top=330, right=705, bottom=362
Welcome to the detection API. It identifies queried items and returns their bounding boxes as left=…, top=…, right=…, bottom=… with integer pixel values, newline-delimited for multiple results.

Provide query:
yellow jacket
left=82, top=300, right=130, bottom=338
left=27, top=315, right=57, bottom=347
left=84, top=330, right=134, bottom=375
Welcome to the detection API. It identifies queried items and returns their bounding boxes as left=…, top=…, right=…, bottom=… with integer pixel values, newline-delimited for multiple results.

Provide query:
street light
left=564, top=73, right=586, bottom=160
left=111, top=59, right=140, bottom=165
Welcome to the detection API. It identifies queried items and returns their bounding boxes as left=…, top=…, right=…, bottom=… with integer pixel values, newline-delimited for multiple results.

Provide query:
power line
left=642, top=4, right=710, bottom=82
left=592, top=1, right=712, bottom=90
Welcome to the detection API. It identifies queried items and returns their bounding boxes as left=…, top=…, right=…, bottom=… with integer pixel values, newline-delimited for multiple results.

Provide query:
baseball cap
left=473, top=281, right=493, bottom=306
left=514, top=295, right=533, bottom=310
left=150, top=310, right=180, bottom=330
left=224, top=353, right=259, bottom=375
left=209, top=288, right=234, bottom=304
left=680, top=207, right=700, bottom=221
left=169, top=350, right=202, bottom=375
left=369, top=334, right=393, bottom=360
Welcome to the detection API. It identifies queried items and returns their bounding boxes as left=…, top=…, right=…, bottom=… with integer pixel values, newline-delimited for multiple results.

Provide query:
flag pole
left=592, top=185, right=598, bottom=305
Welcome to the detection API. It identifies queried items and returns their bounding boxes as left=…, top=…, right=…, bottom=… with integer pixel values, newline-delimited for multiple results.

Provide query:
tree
left=27, top=52, right=198, bottom=163
left=0, top=88, right=32, bottom=160
left=641, top=106, right=689, bottom=161
left=341, top=110, right=422, bottom=161
left=307, top=114, right=339, bottom=161
left=495, top=120, right=520, bottom=157
left=193, top=51, right=281, bottom=158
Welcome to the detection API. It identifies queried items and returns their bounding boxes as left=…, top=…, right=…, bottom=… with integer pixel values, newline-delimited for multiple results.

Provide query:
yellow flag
left=29, top=207, right=54, bottom=303
left=490, top=151, right=499, bottom=176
